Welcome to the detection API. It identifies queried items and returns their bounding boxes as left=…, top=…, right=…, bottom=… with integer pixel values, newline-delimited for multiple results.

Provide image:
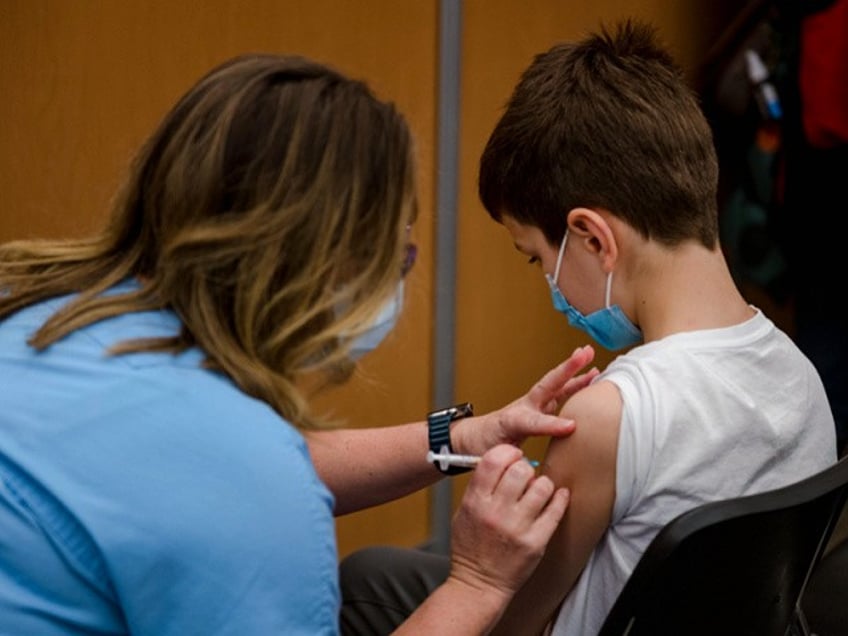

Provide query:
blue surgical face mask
left=346, top=282, right=404, bottom=360
left=544, top=230, right=642, bottom=351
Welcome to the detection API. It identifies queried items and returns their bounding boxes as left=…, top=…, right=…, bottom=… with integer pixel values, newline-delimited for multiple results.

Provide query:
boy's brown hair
left=479, top=19, right=719, bottom=249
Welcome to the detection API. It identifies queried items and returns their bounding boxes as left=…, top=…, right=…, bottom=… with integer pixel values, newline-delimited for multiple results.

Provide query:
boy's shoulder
left=550, top=379, right=622, bottom=473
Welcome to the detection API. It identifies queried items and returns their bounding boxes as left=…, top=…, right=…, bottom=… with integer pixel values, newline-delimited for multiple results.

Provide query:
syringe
left=426, top=449, right=540, bottom=471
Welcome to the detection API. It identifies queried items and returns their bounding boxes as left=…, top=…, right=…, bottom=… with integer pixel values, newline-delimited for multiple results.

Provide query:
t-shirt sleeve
left=603, top=366, right=656, bottom=525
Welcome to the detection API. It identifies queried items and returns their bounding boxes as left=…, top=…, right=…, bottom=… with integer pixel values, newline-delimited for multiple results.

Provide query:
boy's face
left=500, top=213, right=603, bottom=317
left=501, top=214, right=559, bottom=278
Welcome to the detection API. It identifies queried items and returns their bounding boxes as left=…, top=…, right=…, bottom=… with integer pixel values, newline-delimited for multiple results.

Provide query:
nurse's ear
left=565, top=208, right=618, bottom=273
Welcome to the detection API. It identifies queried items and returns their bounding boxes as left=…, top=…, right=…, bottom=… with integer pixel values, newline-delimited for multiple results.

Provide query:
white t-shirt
left=551, top=308, right=837, bottom=636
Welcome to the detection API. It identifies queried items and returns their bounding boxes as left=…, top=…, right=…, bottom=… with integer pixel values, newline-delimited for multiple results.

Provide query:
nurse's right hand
left=449, top=444, right=570, bottom=601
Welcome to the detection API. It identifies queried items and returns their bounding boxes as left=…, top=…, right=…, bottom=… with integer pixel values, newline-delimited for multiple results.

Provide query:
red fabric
left=800, top=0, right=848, bottom=147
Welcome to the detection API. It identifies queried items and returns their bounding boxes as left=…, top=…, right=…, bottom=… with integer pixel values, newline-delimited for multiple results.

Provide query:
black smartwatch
left=427, top=402, right=474, bottom=475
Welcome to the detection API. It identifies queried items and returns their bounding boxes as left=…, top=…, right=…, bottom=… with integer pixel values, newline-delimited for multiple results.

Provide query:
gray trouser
left=339, top=546, right=450, bottom=636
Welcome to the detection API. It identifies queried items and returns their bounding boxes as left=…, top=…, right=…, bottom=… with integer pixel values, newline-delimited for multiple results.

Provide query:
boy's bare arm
left=491, top=380, right=621, bottom=635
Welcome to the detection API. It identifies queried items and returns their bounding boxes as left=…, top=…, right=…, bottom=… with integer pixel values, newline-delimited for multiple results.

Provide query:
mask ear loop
left=604, top=271, right=614, bottom=309
left=553, top=230, right=569, bottom=286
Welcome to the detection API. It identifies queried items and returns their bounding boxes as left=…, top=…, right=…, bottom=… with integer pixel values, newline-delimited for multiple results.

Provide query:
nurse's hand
left=392, top=445, right=569, bottom=635
left=452, top=345, right=598, bottom=456
left=449, top=444, right=570, bottom=601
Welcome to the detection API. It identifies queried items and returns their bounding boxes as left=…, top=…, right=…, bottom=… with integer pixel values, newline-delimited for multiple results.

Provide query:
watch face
left=453, top=402, right=473, bottom=418
left=429, top=402, right=473, bottom=420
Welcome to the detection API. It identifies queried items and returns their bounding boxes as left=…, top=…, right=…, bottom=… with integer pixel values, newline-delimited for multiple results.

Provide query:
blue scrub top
left=0, top=283, right=339, bottom=635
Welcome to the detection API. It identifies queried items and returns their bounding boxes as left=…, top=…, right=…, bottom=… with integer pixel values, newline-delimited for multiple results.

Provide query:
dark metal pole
left=430, top=0, right=462, bottom=555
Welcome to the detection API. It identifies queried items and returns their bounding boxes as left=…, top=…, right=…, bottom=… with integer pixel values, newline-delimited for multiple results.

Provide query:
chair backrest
left=597, top=455, right=848, bottom=636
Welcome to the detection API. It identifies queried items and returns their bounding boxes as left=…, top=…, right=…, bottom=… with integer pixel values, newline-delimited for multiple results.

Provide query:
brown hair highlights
left=0, top=54, right=417, bottom=429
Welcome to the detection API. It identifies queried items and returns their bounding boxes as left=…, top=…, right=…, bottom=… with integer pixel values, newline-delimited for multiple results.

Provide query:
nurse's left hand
left=452, top=345, right=598, bottom=456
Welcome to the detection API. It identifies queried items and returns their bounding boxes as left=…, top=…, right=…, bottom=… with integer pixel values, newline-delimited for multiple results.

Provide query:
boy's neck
left=631, top=242, right=755, bottom=342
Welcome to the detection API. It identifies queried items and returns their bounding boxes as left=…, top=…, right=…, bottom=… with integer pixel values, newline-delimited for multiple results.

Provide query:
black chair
left=597, top=455, right=848, bottom=636
left=800, top=533, right=848, bottom=636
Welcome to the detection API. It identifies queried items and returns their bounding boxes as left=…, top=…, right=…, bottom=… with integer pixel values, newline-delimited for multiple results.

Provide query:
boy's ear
left=566, top=208, right=618, bottom=272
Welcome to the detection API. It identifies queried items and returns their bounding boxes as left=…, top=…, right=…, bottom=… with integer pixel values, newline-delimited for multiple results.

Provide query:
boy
left=479, top=19, right=837, bottom=635
left=339, top=19, right=836, bottom=636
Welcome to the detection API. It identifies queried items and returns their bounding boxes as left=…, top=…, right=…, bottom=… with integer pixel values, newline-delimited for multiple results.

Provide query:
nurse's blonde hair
left=0, top=54, right=417, bottom=429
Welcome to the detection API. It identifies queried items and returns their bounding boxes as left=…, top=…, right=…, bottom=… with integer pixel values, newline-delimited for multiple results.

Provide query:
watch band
left=427, top=402, right=474, bottom=475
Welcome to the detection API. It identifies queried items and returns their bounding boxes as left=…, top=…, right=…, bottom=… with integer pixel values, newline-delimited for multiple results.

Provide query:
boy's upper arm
left=492, top=379, right=622, bottom=636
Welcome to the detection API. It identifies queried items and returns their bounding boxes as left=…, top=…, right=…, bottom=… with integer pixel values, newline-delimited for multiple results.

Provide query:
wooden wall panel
left=0, top=0, right=438, bottom=558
